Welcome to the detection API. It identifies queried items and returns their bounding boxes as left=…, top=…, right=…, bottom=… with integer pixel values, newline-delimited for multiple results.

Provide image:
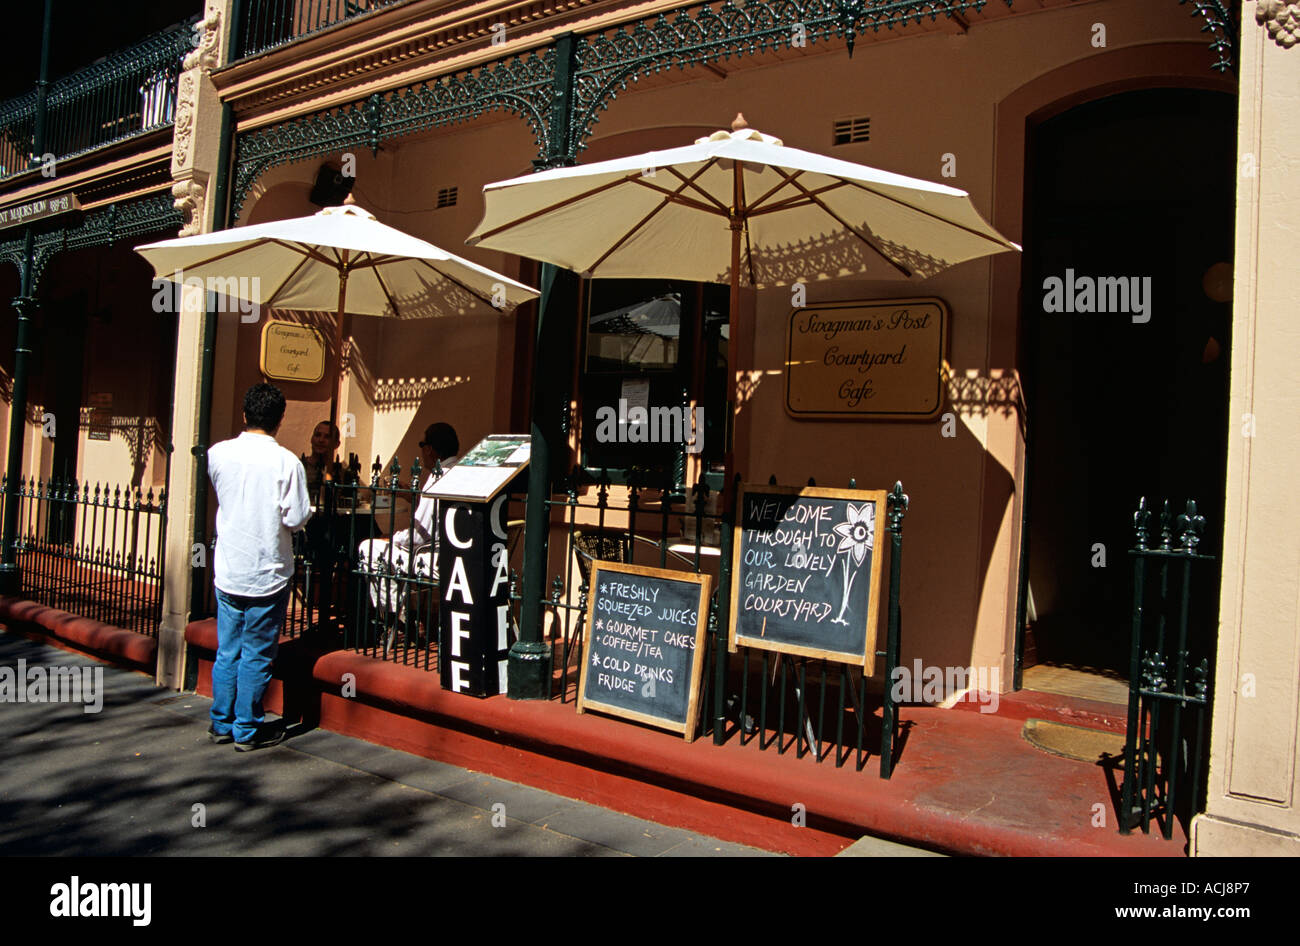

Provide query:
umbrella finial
left=343, top=192, right=357, bottom=206
left=731, top=113, right=749, bottom=132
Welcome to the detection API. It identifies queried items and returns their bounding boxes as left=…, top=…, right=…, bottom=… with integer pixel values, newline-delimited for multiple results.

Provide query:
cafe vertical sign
left=786, top=298, right=948, bottom=419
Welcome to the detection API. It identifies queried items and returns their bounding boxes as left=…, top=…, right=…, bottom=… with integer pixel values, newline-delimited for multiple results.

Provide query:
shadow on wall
left=733, top=224, right=953, bottom=286
left=15, top=404, right=165, bottom=491
left=76, top=412, right=168, bottom=489
left=739, top=364, right=1019, bottom=681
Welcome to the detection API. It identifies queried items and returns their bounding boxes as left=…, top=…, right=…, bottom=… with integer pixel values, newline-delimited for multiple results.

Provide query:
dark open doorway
left=1018, top=87, right=1236, bottom=685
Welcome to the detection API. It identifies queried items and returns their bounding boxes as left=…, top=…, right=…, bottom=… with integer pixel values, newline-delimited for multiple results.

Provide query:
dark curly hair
left=423, top=422, right=459, bottom=460
left=243, top=383, right=287, bottom=432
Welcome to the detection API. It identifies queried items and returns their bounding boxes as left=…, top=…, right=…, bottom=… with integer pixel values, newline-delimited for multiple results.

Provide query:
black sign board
left=729, top=484, right=887, bottom=666
left=577, top=561, right=712, bottom=741
left=438, top=493, right=514, bottom=697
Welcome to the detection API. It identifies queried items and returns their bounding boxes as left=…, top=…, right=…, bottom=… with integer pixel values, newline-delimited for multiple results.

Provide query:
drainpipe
left=0, top=0, right=54, bottom=596
left=509, top=33, right=578, bottom=699
left=188, top=101, right=234, bottom=618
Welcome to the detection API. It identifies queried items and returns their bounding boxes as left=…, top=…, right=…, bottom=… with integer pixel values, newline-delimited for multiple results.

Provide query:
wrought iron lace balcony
left=0, top=19, right=197, bottom=181
left=234, top=0, right=409, bottom=60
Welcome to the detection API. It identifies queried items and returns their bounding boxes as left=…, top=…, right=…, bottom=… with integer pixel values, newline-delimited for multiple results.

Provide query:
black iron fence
left=541, top=468, right=906, bottom=777
left=1, top=474, right=167, bottom=635
left=196, top=455, right=524, bottom=673
left=1120, top=497, right=1216, bottom=839
left=191, top=453, right=905, bottom=778
left=234, top=0, right=408, bottom=60
left=0, top=20, right=195, bottom=180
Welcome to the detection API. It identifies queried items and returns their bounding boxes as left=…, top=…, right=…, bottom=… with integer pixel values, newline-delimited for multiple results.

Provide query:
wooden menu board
left=785, top=298, right=948, bottom=419
left=260, top=319, right=326, bottom=383
left=427, top=434, right=530, bottom=502
left=729, top=483, right=887, bottom=666
left=577, top=561, right=712, bottom=741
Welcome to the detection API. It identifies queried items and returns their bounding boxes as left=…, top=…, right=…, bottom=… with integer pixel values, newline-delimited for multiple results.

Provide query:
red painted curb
left=0, top=596, right=157, bottom=671
left=186, top=619, right=1185, bottom=857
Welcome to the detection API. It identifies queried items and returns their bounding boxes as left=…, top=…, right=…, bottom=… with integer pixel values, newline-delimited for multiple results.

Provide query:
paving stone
left=529, top=800, right=694, bottom=856
left=0, top=630, right=756, bottom=857
left=835, top=834, right=947, bottom=857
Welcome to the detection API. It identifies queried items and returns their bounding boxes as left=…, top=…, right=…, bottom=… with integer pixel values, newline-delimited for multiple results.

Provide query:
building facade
left=1, top=0, right=1294, bottom=855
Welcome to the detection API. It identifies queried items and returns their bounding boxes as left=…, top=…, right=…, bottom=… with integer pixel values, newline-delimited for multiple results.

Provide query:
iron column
left=0, top=0, right=54, bottom=595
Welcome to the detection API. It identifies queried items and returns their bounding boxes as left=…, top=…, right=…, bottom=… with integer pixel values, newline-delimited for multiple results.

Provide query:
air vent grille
left=436, top=186, right=458, bottom=209
left=833, top=117, right=870, bottom=145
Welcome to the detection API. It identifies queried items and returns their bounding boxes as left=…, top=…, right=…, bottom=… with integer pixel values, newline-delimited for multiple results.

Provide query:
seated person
left=357, top=422, right=459, bottom=619
left=302, top=420, right=341, bottom=500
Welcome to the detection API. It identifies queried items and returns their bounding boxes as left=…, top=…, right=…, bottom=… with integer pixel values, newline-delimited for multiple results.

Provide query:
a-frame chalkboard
left=728, top=483, right=888, bottom=666
left=577, top=561, right=713, bottom=741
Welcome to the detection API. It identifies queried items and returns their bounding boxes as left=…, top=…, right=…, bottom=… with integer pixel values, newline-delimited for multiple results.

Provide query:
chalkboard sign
left=577, top=561, right=712, bottom=741
left=729, top=484, right=887, bottom=666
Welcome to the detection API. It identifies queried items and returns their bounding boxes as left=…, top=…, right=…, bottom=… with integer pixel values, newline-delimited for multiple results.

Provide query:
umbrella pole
left=724, top=160, right=744, bottom=501
left=712, top=163, right=744, bottom=744
left=330, top=262, right=350, bottom=446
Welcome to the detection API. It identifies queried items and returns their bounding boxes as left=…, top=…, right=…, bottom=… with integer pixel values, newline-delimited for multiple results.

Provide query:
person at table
left=302, top=420, right=341, bottom=501
left=357, top=422, right=459, bottom=616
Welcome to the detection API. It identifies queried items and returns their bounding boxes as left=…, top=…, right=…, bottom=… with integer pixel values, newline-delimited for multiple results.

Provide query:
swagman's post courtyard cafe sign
left=260, top=319, right=326, bottom=383
left=786, top=298, right=949, bottom=419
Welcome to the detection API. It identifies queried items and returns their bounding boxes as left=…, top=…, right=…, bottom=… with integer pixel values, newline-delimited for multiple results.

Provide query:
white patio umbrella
left=136, top=198, right=539, bottom=432
left=467, top=114, right=1019, bottom=476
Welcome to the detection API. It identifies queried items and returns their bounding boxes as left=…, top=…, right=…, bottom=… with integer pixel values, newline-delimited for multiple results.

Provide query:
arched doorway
left=1019, top=87, right=1236, bottom=690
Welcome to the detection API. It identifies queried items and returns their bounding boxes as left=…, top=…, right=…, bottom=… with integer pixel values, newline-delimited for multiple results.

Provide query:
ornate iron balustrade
left=0, top=20, right=196, bottom=181
left=0, top=473, right=168, bottom=637
left=229, top=0, right=1238, bottom=221
left=234, top=0, right=410, bottom=60
left=231, top=50, right=556, bottom=221
left=0, top=191, right=183, bottom=292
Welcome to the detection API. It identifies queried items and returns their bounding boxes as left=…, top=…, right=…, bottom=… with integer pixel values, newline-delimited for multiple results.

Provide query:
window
left=578, top=279, right=728, bottom=489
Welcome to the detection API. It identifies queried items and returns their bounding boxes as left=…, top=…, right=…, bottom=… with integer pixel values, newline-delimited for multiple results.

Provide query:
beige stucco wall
left=1191, top=6, right=1300, bottom=857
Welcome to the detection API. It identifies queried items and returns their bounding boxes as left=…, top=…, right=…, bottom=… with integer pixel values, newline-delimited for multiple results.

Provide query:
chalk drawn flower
left=830, top=502, right=874, bottom=626
left=833, top=503, right=874, bottom=566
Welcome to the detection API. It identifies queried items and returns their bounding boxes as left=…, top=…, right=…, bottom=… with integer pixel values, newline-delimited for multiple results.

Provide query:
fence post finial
left=1133, top=496, right=1151, bottom=550
left=1177, top=499, right=1205, bottom=553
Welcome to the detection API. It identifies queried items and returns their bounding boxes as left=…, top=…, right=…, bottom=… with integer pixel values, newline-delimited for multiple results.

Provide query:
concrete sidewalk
left=0, top=632, right=791, bottom=857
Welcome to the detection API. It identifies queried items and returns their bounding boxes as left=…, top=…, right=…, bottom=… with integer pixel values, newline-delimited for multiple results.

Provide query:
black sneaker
left=207, top=725, right=233, bottom=745
left=234, top=724, right=286, bottom=752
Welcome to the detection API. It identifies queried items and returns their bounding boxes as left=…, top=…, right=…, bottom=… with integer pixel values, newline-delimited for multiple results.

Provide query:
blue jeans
left=211, top=586, right=290, bottom=743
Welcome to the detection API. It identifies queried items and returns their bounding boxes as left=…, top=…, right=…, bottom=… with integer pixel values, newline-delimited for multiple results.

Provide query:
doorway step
left=1022, top=663, right=1128, bottom=705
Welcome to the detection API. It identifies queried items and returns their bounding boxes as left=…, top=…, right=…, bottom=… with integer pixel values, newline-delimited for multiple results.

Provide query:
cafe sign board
left=786, top=298, right=948, bottom=419
left=729, top=483, right=888, bottom=666
left=260, top=320, right=326, bottom=383
left=578, top=561, right=712, bottom=741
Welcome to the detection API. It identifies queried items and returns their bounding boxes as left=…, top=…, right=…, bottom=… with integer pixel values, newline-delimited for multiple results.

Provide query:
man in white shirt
left=207, top=383, right=312, bottom=751
left=358, top=423, right=458, bottom=621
